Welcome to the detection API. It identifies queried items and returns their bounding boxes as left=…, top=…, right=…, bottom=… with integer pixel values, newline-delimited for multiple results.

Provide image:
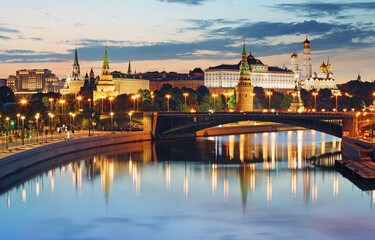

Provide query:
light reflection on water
left=1, top=130, right=374, bottom=240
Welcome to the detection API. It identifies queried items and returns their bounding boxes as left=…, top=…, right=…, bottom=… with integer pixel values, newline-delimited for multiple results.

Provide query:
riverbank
left=0, top=131, right=151, bottom=180
left=196, top=124, right=305, bottom=137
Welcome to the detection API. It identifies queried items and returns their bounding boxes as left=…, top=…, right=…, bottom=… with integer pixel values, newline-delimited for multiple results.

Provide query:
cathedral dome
left=291, top=52, right=298, bottom=58
left=320, top=61, right=327, bottom=72
left=247, top=52, right=255, bottom=59
left=303, top=37, right=310, bottom=48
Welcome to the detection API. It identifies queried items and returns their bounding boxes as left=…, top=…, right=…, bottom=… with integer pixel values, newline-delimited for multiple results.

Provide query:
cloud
left=157, top=0, right=209, bottom=6
left=271, top=2, right=375, bottom=18
left=0, top=35, right=10, bottom=40
left=0, top=25, right=19, bottom=33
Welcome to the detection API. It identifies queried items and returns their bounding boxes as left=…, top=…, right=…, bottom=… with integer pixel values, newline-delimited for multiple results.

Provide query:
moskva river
left=1, top=130, right=374, bottom=240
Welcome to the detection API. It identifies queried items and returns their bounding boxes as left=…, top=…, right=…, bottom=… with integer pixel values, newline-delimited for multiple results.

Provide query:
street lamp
left=35, top=114, right=39, bottom=143
left=128, top=112, right=133, bottom=132
left=5, top=117, right=9, bottom=149
left=266, top=91, right=273, bottom=110
left=72, top=113, right=76, bottom=133
left=101, top=96, right=105, bottom=114
left=69, top=112, right=73, bottom=131
left=166, top=94, right=171, bottom=112
left=49, top=98, right=54, bottom=113
left=77, top=96, right=82, bottom=114
left=59, top=99, right=65, bottom=114
left=183, top=93, right=189, bottom=112
left=333, top=91, right=341, bottom=112
left=312, top=92, right=318, bottom=110
left=110, top=112, right=114, bottom=133
left=212, top=94, right=218, bottom=112
left=21, top=116, right=25, bottom=145
left=88, top=98, right=92, bottom=109
left=109, top=97, right=114, bottom=113
left=50, top=114, right=54, bottom=141
left=132, top=95, right=137, bottom=111
left=17, top=113, right=20, bottom=131
left=135, top=94, right=140, bottom=112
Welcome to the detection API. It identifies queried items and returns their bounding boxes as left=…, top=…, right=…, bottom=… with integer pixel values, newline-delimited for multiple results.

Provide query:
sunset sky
left=0, top=0, right=374, bottom=83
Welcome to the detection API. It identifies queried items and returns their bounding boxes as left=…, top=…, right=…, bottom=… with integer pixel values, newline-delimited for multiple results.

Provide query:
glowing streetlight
left=21, top=116, right=25, bottom=145
left=59, top=99, right=66, bottom=114
left=183, top=93, right=189, bottom=112
left=312, top=92, right=318, bottom=110
left=131, top=95, right=137, bottom=111
left=35, top=114, right=39, bottom=143
left=110, top=112, right=114, bottom=132
left=49, top=98, right=54, bottom=112
left=135, top=94, right=140, bottom=112
left=100, top=96, right=105, bottom=113
left=21, top=99, right=27, bottom=105
left=16, top=113, right=20, bottom=130
left=166, top=94, right=171, bottom=112
left=88, top=98, right=92, bottom=109
left=128, top=112, right=133, bottom=132
left=77, top=96, right=82, bottom=114
left=266, top=91, right=273, bottom=110
left=69, top=112, right=73, bottom=131
left=212, top=94, right=218, bottom=112
left=109, top=97, right=114, bottom=113
left=72, top=113, right=76, bottom=127
left=333, top=91, right=341, bottom=111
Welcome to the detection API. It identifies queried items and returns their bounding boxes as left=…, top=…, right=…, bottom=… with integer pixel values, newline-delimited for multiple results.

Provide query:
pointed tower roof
left=103, top=46, right=110, bottom=70
left=73, top=47, right=79, bottom=66
left=127, top=59, right=132, bottom=75
left=242, top=40, right=247, bottom=56
left=90, top=67, right=94, bottom=74
left=327, top=56, right=331, bottom=65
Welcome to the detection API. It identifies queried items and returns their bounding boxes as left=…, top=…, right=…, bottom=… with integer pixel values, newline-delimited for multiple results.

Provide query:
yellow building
left=60, top=48, right=84, bottom=95
left=112, top=71, right=149, bottom=95
left=93, top=46, right=119, bottom=101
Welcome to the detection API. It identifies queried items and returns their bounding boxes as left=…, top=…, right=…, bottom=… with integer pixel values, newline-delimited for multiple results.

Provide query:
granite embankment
left=0, top=131, right=151, bottom=180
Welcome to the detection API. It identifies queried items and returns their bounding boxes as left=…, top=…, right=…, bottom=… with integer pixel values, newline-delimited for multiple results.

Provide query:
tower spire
left=102, top=46, right=110, bottom=75
left=242, top=40, right=247, bottom=56
left=74, top=46, right=79, bottom=66
left=72, top=46, right=80, bottom=80
left=127, top=58, right=132, bottom=75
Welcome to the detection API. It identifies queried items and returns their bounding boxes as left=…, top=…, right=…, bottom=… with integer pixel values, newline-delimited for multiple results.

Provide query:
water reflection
left=2, top=131, right=375, bottom=240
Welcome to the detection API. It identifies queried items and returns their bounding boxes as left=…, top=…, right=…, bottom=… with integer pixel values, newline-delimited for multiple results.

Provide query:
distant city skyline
left=0, top=0, right=374, bottom=82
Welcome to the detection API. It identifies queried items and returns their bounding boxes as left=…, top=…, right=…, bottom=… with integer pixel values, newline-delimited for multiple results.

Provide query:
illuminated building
left=302, top=36, right=312, bottom=80
left=111, top=71, right=149, bottom=95
left=236, top=41, right=254, bottom=111
left=204, top=50, right=295, bottom=93
left=60, top=47, right=85, bottom=95
left=93, top=46, right=119, bottom=102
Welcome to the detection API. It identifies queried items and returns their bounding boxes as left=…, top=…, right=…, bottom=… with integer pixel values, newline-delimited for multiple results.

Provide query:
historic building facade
left=112, top=71, right=149, bottom=95
left=204, top=53, right=295, bottom=93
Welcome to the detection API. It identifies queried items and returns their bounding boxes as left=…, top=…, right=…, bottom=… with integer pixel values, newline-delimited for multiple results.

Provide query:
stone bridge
left=137, top=111, right=356, bottom=140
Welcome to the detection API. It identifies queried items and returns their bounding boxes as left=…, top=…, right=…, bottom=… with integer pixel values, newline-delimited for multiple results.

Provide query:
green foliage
left=227, top=94, right=236, bottom=109
left=199, top=103, right=211, bottom=112
left=280, top=95, right=293, bottom=109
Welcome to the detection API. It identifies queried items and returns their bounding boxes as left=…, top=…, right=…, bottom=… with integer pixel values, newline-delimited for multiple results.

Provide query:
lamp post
left=183, top=93, right=189, bottom=112
left=72, top=113, right=76, bottom=133
left=136, top=94, right=140, bottom=112
left=20, top=99, right=27, bottom=114
left=69, top=112, right=72, bottom=131
left=88, top=98, right=92, bottom=109
left=334, top=91, right=341, bottom=112
left=35, top=114, right=39, bottom=143
left=59, top=99, right=65, bottom=114
left=128, top=112, right=133, bottom=132
left=132, top=95, right=136, bottom=111
left=166, top=94, right=171, bottom=112
left=110, top=112, right=114, bottom=133
left=312, top=92, right=318, bottom=110
left=101, top=96, right=105, bottom=113
left=5, top=117, right=9, bottom=149
left=21, top=116, right=25, bottom=145
left=266, top=91, right=273, bottom=110
left=50, top=114, right=54, bottom=141
left=49, top=98, right=54, bottom=113
left=17, top=114, right=20, bottom=131
left=77, top=96, right=82, bottom=114
left=109, top=97, right=114, bottom=113
left=212, top=94, right=218, bottom=112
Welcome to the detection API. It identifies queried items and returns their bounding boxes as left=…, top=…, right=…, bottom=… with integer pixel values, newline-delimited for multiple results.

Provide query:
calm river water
left=1, top=130, right=375, bottom=240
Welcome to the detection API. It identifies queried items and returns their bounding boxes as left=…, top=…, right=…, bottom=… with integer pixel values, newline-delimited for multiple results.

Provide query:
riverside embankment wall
left=0, top=131, right=151, bottom=180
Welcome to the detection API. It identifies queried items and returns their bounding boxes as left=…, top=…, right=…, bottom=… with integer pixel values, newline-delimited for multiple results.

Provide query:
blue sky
left=0, top=0, right=374, bottom=82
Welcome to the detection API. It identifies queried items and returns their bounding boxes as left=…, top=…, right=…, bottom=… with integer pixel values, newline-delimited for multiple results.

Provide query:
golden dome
left=303, top=36, right=310, bottom=48
left=291, top=52, right=298, bottom=58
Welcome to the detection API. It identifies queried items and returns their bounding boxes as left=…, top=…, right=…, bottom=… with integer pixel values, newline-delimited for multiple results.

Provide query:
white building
left=204, top=52, right=296, bottom=90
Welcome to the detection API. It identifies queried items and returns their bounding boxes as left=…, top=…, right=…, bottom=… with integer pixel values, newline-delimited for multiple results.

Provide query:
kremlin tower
left=235, top=41, right=254, bottom=112
left=60, top=47, right=84, bottom=95
left=93, top=46, right=118, bottom=102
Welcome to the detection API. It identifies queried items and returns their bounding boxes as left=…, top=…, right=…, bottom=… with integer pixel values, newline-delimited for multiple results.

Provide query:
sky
left=0, top=0, right=374, bottom=83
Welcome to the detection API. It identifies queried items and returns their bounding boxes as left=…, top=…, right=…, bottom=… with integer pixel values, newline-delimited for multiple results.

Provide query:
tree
left=227, top=94, right=236, bottom=109
left=280, top=95, right=293, bottom=109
